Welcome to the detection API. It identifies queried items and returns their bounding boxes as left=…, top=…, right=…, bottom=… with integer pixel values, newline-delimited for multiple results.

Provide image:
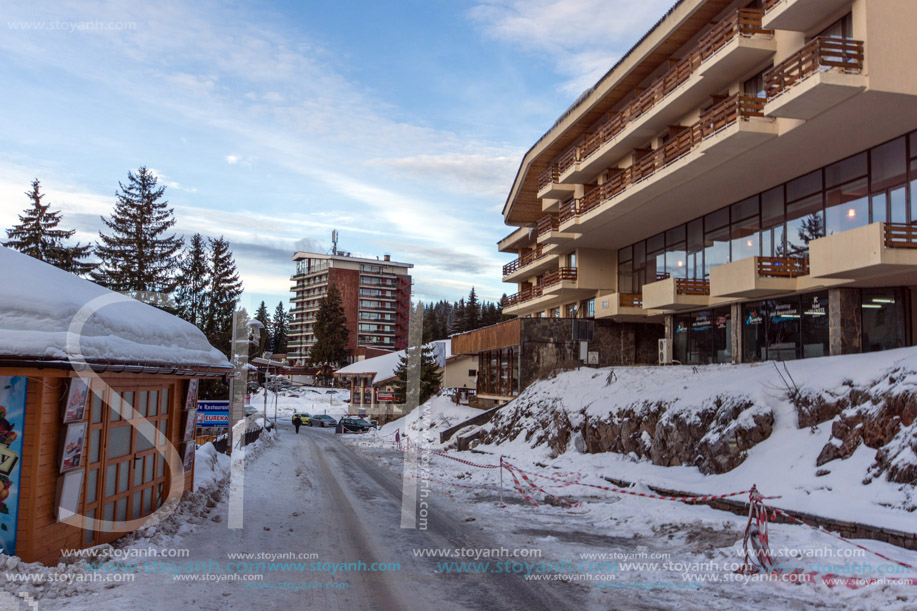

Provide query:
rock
left=815, top=469, right=830, bottom=477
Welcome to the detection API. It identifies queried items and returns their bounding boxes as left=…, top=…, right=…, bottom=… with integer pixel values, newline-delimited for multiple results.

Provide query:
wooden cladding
left=553, top=8, right=771, bottom=172
left=757, top=256, right=810, bottom=277
left=675, top=278, right=711, bottom=295
left=884, top=223, right=917, bottom=249
left=537, top=214, right=559, bottom=236
left=764, top=37, right=864, bottom=100
left=502, top=244, right=546, bottom=276
left=452, top=318, right=521, bottom=354
left=620, top=293, right=643, bottom=308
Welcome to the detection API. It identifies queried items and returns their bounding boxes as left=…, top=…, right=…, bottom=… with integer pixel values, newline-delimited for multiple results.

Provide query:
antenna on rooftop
left=331, top=229, right=339, bottom=256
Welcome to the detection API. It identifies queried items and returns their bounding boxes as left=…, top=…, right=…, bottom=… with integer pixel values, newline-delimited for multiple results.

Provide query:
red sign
left=377, top=392, right=394, bottom=402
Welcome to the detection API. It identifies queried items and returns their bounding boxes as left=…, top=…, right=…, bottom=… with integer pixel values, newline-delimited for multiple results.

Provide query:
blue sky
left=0, top=0, right=674, bottom=313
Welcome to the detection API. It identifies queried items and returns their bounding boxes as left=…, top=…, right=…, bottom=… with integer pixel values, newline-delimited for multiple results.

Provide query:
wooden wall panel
left=451, top=319, right=521, bottom=355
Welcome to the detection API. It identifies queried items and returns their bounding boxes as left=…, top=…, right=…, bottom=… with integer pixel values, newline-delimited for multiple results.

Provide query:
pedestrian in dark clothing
left=293, top=416, right=302, bottom=434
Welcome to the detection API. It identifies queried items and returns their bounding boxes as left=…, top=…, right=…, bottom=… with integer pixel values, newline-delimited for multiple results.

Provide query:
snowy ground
left=248, top=385, right=351, bottom=422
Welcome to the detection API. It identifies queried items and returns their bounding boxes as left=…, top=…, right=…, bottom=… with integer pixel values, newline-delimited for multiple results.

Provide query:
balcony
left=537, top=164, right=577, bottom=200
left=642, top=277, right=724, bottom=311
left=810, top=222, right=917, bottom=282
left=502, top=244, right=562, bottom=282
left=559, top=95, right=772, bottom=233
left=592, top=291, right=662, bottom=322
left=536, top=213, right=579, bottom=244
left=763, top=0, right=854, bottom=33
left=763, top=37, right=865, bottom=120
left=557, top=8, right=773, bottom=184
left=710, top=256, right=809, bottom=298
left=542, top=267, right=578, bottom=293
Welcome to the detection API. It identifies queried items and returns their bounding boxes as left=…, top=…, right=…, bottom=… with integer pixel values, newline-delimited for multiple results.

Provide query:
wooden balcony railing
left=764, top=36, right=864, bottom=100
left=884, top=223, right=917, bottom=249
left=559, top=199, right=578, bottom=224
left=620, top=293, right=643, bottom=308
left=537, top=164, right=559, bottom=191
left=537, top=214, right=559, bottom=236
left=543, top=267, right=577, bottom=287
left=502, top=244, right=546, bottom=276
left=757, top=256, right=809, bottom=277
left=675, top=278, right=711, bottom=295
left=763, top=0, right=782, bottom=11
left=696, top=8, right=770, bottom=63
left=698, top=94, right=766, bottom=139
left=579, top=185, right=603, bottom=216
left=557, top=145, right=578, bottom=174
left=502, top=285, right=544, bottom=308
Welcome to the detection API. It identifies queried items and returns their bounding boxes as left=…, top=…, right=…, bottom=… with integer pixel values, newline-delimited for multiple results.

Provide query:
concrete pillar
left=829, top=288, right=862, bottom=356
left=730, top=302, right=743, bottom=364
left=663, top=314, right=674, bottom=364
left=371, top=385, right=376, bottom=414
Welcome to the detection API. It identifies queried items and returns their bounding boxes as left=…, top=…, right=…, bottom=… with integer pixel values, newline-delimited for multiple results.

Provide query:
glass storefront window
left=861, top=288, right=905, bottom=352
left=785, top=195, right=824, bottom=256
left=672, top=307, right=730, bottom=364
left=825, top=177, right=868, bottom=235
left=801, top=292, right=829, bottom=358
left=665, top=226, right=686, bottom=279
left=870, top=137, right=907, bottom=193
left=686, top=219, right=704, bottom=280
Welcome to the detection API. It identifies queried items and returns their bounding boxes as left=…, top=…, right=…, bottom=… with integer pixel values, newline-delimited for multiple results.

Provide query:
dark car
left=339, top=417, right=373, bottom=433
left=309, top=414, right=337, bottom=428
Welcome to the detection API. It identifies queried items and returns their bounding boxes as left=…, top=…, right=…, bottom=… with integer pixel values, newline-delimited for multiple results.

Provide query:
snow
left=249, top=385, right=352, bottom=420
left=0, top=245, right=230, bottom=368
left=335, top=339, right=452, bottom=385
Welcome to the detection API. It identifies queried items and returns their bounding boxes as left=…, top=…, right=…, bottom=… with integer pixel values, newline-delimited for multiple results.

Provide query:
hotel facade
left=288, top=252, right=412, bottom=366
left=457, top=0, right=917, bottom=401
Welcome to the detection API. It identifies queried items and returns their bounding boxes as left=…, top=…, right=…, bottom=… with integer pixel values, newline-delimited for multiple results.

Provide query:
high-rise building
left=288, top=251, right=412, bottom=366
left=456, top=0, right=917, bottom=404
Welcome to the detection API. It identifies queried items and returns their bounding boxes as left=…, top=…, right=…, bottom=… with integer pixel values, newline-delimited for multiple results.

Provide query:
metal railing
left=884, top=223, right=917, bottom=249
left=757, top=256, right=809, bottom=277
left=764, top=36, right=864, bottom=100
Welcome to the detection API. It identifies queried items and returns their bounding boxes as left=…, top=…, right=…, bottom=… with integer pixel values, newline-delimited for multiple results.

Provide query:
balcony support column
left=663, top=314, right=675, bottom=363
left=829, top=288, right=862, bottom=356
left=730, top=302, right=743, bottom=364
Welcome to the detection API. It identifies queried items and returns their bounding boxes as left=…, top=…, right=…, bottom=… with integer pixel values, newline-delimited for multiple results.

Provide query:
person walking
left=293, top=415, right=302, bottom=434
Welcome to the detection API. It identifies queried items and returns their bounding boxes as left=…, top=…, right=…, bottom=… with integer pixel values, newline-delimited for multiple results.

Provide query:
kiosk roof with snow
left=0, top=245, right=230, bottom=373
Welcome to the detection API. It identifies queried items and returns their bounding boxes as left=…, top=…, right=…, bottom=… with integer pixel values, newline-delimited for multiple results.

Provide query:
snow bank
left=375, top=395, right=482, bottom=448
left=0, top=245, right=230, bottom=367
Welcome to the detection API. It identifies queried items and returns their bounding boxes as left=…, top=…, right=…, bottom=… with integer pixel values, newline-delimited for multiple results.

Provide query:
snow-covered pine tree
left=204, top=236, right=243, bottom=356
left=4, top=179, right=95, bottom=275
left=92, top=167, right=182, bottom=302
left=174, top=233, right=210, bottom=328
left=309, top=286, right=348, bottom=366
left=272, top=301, right=289, bottom=355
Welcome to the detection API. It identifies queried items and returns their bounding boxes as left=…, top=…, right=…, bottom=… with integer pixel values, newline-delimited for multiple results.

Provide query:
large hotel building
left=455, top=0, right=917, bottom=404
left=288, top=251, right=412, bottom=366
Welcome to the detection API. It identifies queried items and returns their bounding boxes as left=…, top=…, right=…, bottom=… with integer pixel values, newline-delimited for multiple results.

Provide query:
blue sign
left=0, top=376, right=27, bottom=555
left=196, top=400, right=230, bottom=428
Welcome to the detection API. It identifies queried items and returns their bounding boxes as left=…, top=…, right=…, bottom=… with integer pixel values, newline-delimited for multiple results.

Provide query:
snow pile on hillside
left=0, top=245, right=229, bottom=367
left=377, top=395, right=481, bottom=446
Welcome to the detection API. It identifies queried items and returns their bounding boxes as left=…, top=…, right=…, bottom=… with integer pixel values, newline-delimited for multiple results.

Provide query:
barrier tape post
left=499, top=456, right=504, bottom=505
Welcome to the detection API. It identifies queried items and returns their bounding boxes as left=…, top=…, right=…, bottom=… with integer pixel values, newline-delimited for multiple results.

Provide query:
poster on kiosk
left=0, top=376, right=27, bottom=556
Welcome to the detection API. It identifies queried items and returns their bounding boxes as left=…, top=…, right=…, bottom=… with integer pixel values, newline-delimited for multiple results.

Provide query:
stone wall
left=829, top=287, right=862, bottom=356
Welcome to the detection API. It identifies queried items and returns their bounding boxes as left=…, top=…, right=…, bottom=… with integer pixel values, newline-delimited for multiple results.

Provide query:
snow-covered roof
left=0, top=246, right=231, bottom=370
left=335, top=340, right=451, bottom=385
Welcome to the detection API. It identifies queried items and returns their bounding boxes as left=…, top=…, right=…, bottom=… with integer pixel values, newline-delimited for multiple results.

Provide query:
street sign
left=197, top=400, right=230, bottom=428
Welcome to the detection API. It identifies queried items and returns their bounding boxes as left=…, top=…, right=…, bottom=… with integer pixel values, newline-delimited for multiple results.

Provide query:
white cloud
left=225, top=154, right=240, bottom=165
left=366, top=152, right=521, bottom=199
left=469, top=0, right=676, bottom=95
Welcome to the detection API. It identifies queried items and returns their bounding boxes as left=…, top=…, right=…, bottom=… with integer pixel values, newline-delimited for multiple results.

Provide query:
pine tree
left=422, top=306, right=436, bottom=343
left=464, top=287, right=480, bottom=331
left=93, top=167, right=182, bottom=301
left=452, top=297, right=466, bottom=334
left=254, top=301, right=272, bottom=355
left=272, top=301, right=289, bottom=355
left=4, top=179, right=95, bottom=275
left=174, top=233, right=210, bottom=328
left=309, top=286, right=348, bottom=366
left=203, top=237, right=243, bottom=356
left=392, top=344, right=443, bottom=405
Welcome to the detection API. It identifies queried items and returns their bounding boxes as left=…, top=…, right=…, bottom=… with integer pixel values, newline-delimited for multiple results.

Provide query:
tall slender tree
left=309, top=286, right=348, bottom=366
left=464, top=287, right=480, bottom=331
left=174, top=233, right=210, bottom=328
left=272, top=301, right=289, bottom=355
left=92, top=167, right=182, bottom=301
left=204, top=236, right=243, bottom=356
left=254, top=301, right=272, bottom=355
left=4, top=179, right=95, bottom=275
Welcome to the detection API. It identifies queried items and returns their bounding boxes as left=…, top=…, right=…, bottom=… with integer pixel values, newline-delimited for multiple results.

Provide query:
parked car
left=291, top=412, right=310, bottom=426
left=339, top=417, right=373, bottom=433
left=310, top=414, right=337, bottom=428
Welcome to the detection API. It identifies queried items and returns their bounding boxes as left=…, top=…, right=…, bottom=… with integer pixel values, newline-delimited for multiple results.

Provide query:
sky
left=0, top=0, right=675, bottom=313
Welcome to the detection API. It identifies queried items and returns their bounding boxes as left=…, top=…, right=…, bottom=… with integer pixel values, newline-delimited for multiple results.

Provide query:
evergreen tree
left=452, top=297, right=466, bottom=334
left=254, top=301, right=272, bottom=355
left=93, top=167, right=182, bottom=301
left=464, top=287, right=480, bottom=331
left=174, top=233, right=210, bottom=328
left=204, top=237, right=243, bottom=356
left=309, top=286, right=348, bottom=366
left=272, top=301, right=289, bottom=355
left=422, top=306, right=436, bottom=343
left=4, top=179, right=95, bottom=275
left=392, top=344, right=443, bottom=405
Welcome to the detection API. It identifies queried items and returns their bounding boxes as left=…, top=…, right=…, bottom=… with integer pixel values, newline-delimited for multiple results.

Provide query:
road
left=45, top=423, right=586, bottom=611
